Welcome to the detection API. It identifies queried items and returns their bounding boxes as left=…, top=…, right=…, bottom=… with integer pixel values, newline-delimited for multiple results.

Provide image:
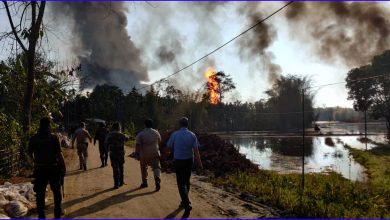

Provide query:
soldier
left=94, top=122, right=109, bottom=167
left=105, top=122, right=127, bottom=189
left=135, top=119, right=162, bottom=191
left=71, top=122, right=92, bottom=170
left=28, top=117, right=66, bottom=219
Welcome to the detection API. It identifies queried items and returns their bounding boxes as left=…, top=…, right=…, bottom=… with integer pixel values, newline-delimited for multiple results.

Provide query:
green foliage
left=0, top=112, right=21, bottom=152
left=348, top=145, right=390, bottom=195
left=346, top=65, right=375, bottom=112
left=265, top=75, right=315, bottom=130
left=315, top=107, right=362, bottom=122
left=62, top=74, right=317, bottom=133
left=0, top=111, right=22, bottom=175
left=89, top=84, right=124, bottom=121
left=209, top=143, right=390, bottom=218
left=346, top=50, right=390, bottom=133
left=1, top=53, right=70, bottom=168
left=214, top=170, right=389, bottom=218
left=0, top=53, right=67, bottom=128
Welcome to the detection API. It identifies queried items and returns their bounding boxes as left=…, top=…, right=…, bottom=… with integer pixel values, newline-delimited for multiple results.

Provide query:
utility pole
left=301, top=88, right=305, bottom=203
left=364, top=110, right=367, bottom=151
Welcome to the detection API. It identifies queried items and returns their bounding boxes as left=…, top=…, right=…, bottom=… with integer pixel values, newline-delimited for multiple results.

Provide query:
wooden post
left=301, top=88, right=305, bottom=203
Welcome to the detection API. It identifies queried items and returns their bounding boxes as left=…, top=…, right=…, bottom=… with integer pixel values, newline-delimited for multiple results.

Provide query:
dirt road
left=32, top=143, right=279, bottom=218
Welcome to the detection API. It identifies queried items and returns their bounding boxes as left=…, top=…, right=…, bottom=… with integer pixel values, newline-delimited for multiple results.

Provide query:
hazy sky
left=2, top=2, right=390, bottom=108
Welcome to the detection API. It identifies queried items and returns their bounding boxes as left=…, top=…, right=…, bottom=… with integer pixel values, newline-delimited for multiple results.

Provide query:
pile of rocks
left=160, top=132, right=259, bottom=176
left=0, top=182, right=35, bottom=218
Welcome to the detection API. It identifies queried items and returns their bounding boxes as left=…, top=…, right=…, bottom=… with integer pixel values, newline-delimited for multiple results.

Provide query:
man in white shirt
left=72, top=122, right=92, bottom=170
left=135, top=119, right=162, bottom=191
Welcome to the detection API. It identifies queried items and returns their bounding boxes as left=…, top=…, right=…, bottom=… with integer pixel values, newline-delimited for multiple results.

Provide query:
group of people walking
left=28, top=116, right=203, bottom=218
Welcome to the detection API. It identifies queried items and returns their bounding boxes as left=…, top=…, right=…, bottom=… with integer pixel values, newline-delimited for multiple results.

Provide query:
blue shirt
left=166, top=127, right=199, bottom=160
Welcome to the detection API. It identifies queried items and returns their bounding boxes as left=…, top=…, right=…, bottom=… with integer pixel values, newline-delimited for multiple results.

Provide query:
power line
left=308, top=72, right=390, bottom=89
left=137, top=1, right=294, bottom=92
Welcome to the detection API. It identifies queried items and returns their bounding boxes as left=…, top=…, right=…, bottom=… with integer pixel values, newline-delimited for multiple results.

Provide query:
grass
left=346, top=143, right=390, bottom=196
left=208, top=143, right=390, bottom=218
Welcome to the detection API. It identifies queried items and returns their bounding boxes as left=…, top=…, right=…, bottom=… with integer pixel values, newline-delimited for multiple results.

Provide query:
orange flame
left=204, top=67, right=219, bottom=105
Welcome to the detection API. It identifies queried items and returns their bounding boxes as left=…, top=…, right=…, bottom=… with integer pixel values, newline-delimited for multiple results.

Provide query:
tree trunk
left=364, top=110, right=367, bottom=140
left=20, top=1, right=46, bottom=135
left=22, top=44, right=37, bottom=134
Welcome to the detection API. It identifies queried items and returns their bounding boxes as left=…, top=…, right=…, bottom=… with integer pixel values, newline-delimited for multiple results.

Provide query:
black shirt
left=28, top=132, right=61, bottom=165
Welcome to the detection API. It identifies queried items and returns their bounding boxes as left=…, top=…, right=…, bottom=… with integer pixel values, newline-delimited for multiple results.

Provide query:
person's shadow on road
left=65, top=167, right=101, bottom=177
left=164, top=207, right=182, bottom=219
left=64, top=188, right=154, bottom=218
left=164, top=207, right=191, bottom=219
left=62, top=188, right=113, bottom=209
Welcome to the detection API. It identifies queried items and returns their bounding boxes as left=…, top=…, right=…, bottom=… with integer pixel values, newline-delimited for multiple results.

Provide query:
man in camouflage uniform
left=105, top=122, right=127, bottom=189
left=135, top=119, right=162, bottom=191
left=28, top=117, right=66, bottom=219
left=94, top=122, right=109, bottom=167
left=72, top=122, right=92, bottom=170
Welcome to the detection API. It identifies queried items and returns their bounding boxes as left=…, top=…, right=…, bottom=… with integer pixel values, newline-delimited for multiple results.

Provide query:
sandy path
left=31, top=142, right=279, bottom=218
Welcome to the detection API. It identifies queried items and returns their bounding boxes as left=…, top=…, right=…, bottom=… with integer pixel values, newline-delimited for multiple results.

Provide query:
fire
left=204, top=67, right=219, bottom=105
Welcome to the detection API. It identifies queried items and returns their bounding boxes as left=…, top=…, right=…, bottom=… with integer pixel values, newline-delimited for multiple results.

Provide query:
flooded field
left=223, top=135, right=387, bottom=182
left=315, top=121, right=388, bottom=135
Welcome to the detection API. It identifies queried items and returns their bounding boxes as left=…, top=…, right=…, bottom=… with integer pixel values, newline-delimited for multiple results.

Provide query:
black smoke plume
left=50, top=2, right=148, bottom=91
left=237, top=3, right=281, bottom=83
left=285, top=2, right=390, bottom=67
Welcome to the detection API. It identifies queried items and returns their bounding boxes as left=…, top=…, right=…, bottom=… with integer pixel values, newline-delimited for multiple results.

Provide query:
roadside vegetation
left=212, top=169, right=389, bottom=217
left=208, top=142, right=390, bottom=218
left=347, top=144, right=390, bottom=198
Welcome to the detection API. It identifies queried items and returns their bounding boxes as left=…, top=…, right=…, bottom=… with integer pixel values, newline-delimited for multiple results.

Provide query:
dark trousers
left=77, top=143, right=88, bottom=167
left=111, top=160, right=124, bottom=187
left=98, top=143, right=108, bottom=164
left=34, top=166, right=62, bottom=219
left=174, top=159, right=193, bottom=207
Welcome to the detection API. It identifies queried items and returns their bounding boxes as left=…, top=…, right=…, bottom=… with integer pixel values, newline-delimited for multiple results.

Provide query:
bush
left=0, top=112, right=22, bottom=176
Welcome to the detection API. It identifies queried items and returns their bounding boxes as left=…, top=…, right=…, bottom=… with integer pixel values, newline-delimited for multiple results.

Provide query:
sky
left=123, top=2, right=353, bottom=107
left=2, top=2, right=390, bottom=108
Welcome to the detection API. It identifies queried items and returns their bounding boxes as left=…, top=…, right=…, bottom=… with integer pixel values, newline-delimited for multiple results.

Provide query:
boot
left=155, top=177, right=161, bottom=191
left=113, top=178, right=119, bottom=189
left=79, top=164, right=83, bottom=170
left=54, top=208, right=63, bottom=219
left=83, top=163, right=87, bottom=171
left=100, top=160, right=104, bottom=168
left=119, top=175, right=124, bottom=187
left=140, top=181, right=148, bottom=188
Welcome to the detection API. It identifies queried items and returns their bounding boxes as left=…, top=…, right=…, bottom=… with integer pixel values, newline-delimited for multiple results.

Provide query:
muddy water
left=223, top=135, right=386, bottom=182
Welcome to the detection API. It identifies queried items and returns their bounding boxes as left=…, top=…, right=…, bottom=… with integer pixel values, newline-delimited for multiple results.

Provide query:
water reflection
left=316, top=121, right=388, bottom=135
left=225, top=135, right=386, bottom=181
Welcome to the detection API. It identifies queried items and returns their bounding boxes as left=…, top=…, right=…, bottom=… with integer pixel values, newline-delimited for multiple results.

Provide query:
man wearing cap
left=166, top=117, right=203, bottom=213
left=28, top=117, right=66, bottom=219
left=72, top=122, right=92, bottom=170
left=94, top=122, right=109, bottom=167
left=135, top=119, right=162, bottom=191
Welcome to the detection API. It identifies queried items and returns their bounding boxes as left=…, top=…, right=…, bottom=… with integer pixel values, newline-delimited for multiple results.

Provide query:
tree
left=0, top=53, right=67, bottom=127
left=206, top=71, right=236, bottom=104
left=145, top=86, right=160, bottom=127
left=346, top=65, right=375, bottom=138
left=346, top=50, right=390, bottom=134
left=2, top=1, right=46, bottom=134
left=265, top=75, right=315, bottom=130
left=88, top=84, right=124, bottom=122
